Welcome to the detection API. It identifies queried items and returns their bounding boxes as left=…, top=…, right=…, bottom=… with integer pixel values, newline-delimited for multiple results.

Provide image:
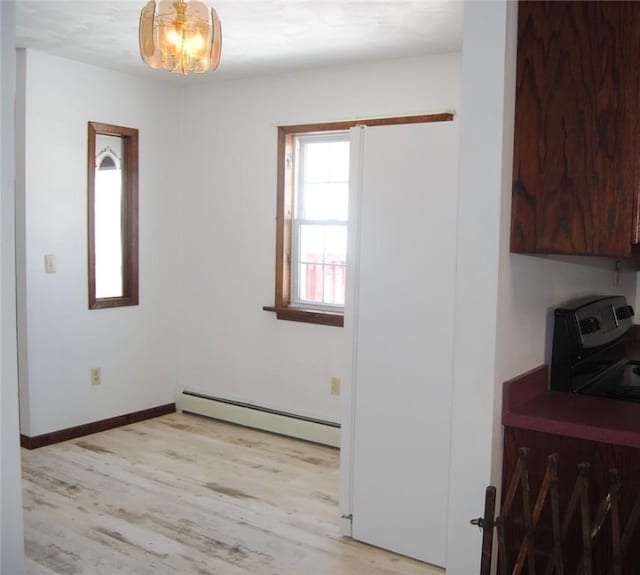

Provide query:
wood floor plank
left=22, top=413, right=445, bottom=575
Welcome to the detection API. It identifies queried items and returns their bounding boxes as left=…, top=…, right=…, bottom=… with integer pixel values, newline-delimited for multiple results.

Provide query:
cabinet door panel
left=511, top=1, right=640, bottom=257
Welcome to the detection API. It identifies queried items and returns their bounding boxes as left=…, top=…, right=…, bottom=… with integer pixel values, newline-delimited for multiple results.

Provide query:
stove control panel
left=616, top=305, right=635, bottom=321
left=550, top=295, right=634, bottom=393
left=579, top=316, right=601, bottom=335
left=571, top=296, right=633, bottom=348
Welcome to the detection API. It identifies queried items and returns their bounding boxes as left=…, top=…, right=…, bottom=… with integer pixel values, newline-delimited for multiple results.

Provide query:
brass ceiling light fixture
left=139, top=0, right=222, bottom=74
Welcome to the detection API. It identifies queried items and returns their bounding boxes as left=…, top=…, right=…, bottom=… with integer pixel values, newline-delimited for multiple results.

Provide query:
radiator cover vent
left=175, top=389, right=340, bottom=448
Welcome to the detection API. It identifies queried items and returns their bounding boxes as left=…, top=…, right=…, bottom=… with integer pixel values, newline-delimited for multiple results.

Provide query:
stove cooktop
left=580, top=360, right=640, bottom=402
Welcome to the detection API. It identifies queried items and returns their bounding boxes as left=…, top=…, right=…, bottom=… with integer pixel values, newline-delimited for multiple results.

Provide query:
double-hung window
left=291, top=133, right=349, bottom=312
left=265, top=114, right=450, bottom=327
left=264, top=122, right=351, bottom=327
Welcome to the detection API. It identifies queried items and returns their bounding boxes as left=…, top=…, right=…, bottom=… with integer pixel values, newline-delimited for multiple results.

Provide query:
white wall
left=17, top=50, right=184, bottom=436
left=498, top=256, right=635, bottom=381
left=446, top=3, right=636, bottom=573
left=1, top=1, right=25, bottom=571
left=178, top=53, right=461, bottom=423
left=446, top=5, right=511, bottom=570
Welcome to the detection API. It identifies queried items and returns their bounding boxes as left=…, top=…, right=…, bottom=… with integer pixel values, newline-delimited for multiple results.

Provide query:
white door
left=341, top=121, right=458, bottom=567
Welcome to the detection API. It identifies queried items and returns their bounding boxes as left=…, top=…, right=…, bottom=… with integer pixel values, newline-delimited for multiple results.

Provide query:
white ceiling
left=15, top=0, right=463, bottom=81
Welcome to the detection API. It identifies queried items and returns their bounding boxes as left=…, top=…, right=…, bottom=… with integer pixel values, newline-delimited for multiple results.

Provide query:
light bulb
left=157, top=23, right=182, bottom=55
left=190, top=34, right=206, bottom=58
left=167, top=28, right=182, bottom=47
left=183, top=21, right=208, bottom=60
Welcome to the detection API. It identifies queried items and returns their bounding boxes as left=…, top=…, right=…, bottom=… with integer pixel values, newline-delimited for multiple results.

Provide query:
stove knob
left=579, top=316, right=600, bottom=334
left=616, top=305, right=635, bottom=320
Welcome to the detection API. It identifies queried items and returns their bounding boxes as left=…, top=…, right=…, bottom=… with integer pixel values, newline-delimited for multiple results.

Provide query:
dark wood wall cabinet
left=511, top=1, right=640, bottom=259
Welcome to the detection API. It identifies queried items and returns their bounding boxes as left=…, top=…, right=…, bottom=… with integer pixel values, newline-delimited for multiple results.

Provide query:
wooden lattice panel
left=475, top=448, right=640, bottom=574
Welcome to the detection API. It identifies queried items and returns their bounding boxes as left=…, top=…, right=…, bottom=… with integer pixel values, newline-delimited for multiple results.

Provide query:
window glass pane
left=324, top=226, right=347, bottom=305
left=302, top=182, right=348, bottom=221
left=299, top=263, right=324, bottom=304
left=328, top=141, right=350, bottom=181
left=303, top=142, right=332, bottom=182
left=94, top=133, right=124, bottom=299
left=324, top=263, right=346, bottom=305
left=325, top=225, right=347, bottom=265
left=299, top=225, right=325, bottom=265
left=304, top=140, right=350, bottom=183
left=297, top=224, right=347, bottom=305
left=95, top=168, right=123, bottom=298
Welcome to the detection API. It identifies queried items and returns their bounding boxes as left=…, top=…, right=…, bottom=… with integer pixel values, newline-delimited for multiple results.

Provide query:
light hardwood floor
left=22, top=412, right=445, bottom=575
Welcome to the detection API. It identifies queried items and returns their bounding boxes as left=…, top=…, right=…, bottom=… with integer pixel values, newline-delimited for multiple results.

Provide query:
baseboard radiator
left=175, top=389, right=340, bottom=448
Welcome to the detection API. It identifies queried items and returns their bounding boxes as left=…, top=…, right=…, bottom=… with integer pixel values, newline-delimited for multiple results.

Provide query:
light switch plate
left=44, top=254, right=56, bottom=274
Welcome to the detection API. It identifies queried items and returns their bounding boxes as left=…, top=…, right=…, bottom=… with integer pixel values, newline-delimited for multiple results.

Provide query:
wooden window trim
left=88, top=121, right=139, bottom=310
left=264, top=112, right=454, bottom=327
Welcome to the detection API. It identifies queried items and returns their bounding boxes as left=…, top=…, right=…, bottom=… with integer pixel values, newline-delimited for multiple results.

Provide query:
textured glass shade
left=139, top=0, right=222, bottom=74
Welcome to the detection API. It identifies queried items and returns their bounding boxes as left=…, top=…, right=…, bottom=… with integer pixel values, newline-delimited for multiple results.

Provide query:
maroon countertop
left=503, top=365, right=640, bottom=448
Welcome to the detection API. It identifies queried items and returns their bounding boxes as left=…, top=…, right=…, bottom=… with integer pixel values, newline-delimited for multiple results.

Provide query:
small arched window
left=88, top=122, right=138, bottom=309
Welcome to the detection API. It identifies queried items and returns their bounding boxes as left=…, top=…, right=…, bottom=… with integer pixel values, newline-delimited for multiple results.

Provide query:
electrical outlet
left=90, top=368, right=101, bottom=385
left=330, top=377, right=341, bottom=396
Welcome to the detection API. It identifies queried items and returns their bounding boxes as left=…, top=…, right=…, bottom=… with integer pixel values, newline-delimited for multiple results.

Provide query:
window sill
left=263, top=305, right=344, bottom=327
left=89, top=295, right=139, bottom=310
